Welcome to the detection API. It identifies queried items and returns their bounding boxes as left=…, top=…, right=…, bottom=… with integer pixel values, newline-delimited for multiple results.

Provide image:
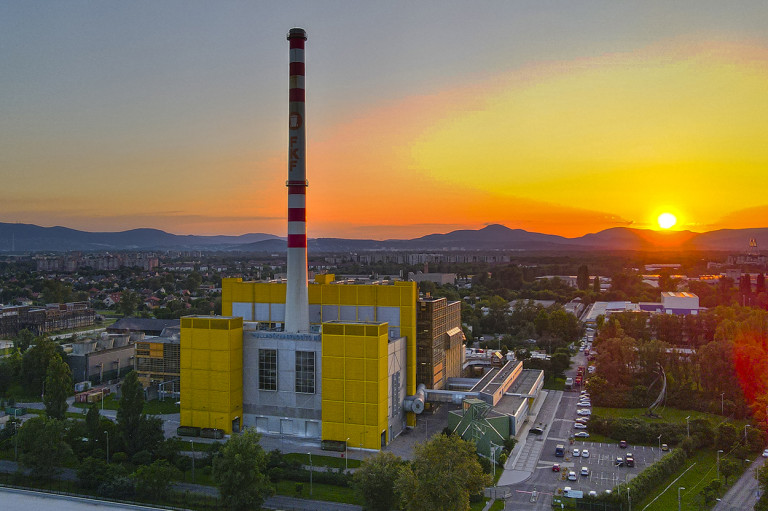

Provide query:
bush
left=97, top=476, right=135, bottom=499
left=132, top=450, right=152, bottom=466
left=111, top=451, right=128, bottom=463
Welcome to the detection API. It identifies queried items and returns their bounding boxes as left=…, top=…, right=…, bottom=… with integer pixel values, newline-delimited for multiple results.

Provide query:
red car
left=552, top=463, right=561, bottom=472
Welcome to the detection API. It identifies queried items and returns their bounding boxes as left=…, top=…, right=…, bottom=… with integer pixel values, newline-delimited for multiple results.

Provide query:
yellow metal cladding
left=180, top=316, right=243, bottom=433
left=321, top=322, right=389, bottom=450
left=220, top=279, right=419, bottom=431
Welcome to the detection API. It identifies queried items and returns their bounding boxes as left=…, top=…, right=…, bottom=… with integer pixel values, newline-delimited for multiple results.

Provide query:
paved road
left=713, top=455, right=767, bottom=511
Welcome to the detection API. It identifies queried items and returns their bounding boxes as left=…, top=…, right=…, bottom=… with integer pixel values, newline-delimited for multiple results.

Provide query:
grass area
left=574, top=432, right=614, bottom=444
left=283, top=452, right=361, bottom=469
left=24, top=407, right=85, bottom=420
left=592, top=406, right=743, bottom=426
left=488, top=500, right=505, bottom=511
left=469, top=498, right=489, bottom=510
left=633, top=448, right=754, bottom=511
left=273, top=479, right=363, bottom=505
left=543, top=376, right=566, bottom=391
left=72, top=395, right=179, bottom=415
left=168, top=438, right=221, bottom=453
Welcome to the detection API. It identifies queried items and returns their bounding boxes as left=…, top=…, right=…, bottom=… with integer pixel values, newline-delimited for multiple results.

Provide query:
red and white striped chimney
left=285, top=28, right=310, bottom=333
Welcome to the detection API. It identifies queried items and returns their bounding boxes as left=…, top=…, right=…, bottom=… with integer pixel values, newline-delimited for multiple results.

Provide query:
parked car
left=589, top=490, right=598, bottom=497
left=577, top=409, right=592, bottom=416
left=626, top=454, right=635, bottom=467
left=661, top=443, right=669, bottom=451
left=581, top=449, right=590, bottom=458
left=568, top=471, right=577, bottom=481
left=615, top=457, right=624, bottom=467
left=581, top=466, right=590, bottom=476
left=575, top=432, right=590, bottom=438
left=552, top=463, right=561, bottom=472
left=762, top=449, right=768, bottom=458
left=619, top=440, right=628, bottom=448
left=574, top=423, right=587, bottom=429
left=573, top=448, right=580, bottom=457
left=575, top=417, right=589, bottom=423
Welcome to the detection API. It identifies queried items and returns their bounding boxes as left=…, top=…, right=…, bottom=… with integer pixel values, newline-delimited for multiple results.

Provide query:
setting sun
left=658, top=213, right=677, bottom=229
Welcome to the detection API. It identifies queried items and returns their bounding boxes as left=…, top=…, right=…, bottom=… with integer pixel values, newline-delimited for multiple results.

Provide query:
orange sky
left=3, top=5, right=768, bottom=239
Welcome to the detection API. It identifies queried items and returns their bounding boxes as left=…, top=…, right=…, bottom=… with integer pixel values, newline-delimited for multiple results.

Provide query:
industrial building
left=416, top=296, right=463, bottom=390
left=0, top=302, right=94, bottom=338
left=134, top=326, right=181, bottom=392
left=67, top=333, right=136, bottom=384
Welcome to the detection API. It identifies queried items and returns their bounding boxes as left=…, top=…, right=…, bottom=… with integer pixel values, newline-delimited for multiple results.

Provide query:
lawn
left=634, top=448, right=752, bottom=510
left=72, top=395, right=179, bottom=415
left=272, top=479, right=363, bottom=505
left=544, top=376, right=566, bottom=391
left=283, top=452, right=361, bottom=469
left=592, top=406, right=741, bottom=426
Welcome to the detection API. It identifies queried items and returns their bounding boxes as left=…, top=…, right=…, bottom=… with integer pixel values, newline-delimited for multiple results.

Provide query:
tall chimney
left=285, top=28, right=310, bottom=333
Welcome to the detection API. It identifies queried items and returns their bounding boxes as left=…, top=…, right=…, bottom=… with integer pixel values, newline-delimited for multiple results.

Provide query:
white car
left=567, top=471, right=577, bottom=481
left=763, top=449, right=768, bottom=458
left=581, top=466, right=589, bottom=476
left=577, top=409, right=592, bottom=416
left=573, top=448, right=580, bottom=457
left=581, top=449, right=590, bottom=458
left=574, top=423, right=587, bottom=429
left=575, top=432, right=590, bottom=438
left=589, top=490, right=598, bottom=497
left=575, top=417, right=589, bottom=424
left=578, top=401, right=591, bottom=407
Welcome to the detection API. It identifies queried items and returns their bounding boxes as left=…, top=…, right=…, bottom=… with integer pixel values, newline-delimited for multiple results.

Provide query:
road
left=713, top=455, right=767, bottom=511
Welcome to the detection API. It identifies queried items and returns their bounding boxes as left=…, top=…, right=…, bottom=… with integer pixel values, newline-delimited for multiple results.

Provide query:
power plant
left=178, top=28, right=542, bottom=451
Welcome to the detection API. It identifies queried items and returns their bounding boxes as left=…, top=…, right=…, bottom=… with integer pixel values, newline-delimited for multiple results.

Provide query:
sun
left=657, top=212, right=677, bottom=229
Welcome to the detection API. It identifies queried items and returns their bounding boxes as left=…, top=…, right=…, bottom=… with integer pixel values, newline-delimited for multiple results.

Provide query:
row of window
left=258, top=349, right=315, bottom=394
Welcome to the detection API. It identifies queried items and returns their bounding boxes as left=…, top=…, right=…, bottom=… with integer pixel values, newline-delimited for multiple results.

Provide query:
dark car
left=530, top=427, right=544, bottom=435
left=619, top=440, right=628, bottom=448
left=552, top=463, right=561, bottom=472
left=626, top=455, right=635, bottom=467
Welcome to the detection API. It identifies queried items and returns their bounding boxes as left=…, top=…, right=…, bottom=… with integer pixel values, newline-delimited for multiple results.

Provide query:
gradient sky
left=2, top=1, right=768, bottom=239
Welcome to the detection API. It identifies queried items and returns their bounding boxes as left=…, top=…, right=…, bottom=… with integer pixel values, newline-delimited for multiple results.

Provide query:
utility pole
left=105, top=430, right=109, bottom=463
left=685, top=416, right=690, bottom=438
left=721, top=392, right=725, bottom=415
left=308, top=452, right=313, bottom=496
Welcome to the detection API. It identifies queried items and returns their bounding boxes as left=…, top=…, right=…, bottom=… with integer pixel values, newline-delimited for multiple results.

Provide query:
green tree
left=78, top=456, right=128, bottom=491
left=85, top=403, right=101, bottom=442
left=699, top=479, right=721, bottom=506
left=44, top=354, right=73, bottom=420
left=576, top=265, right=590, bottom=290
left=715, top=423, right=739, bottom=452
left=17, top=416, right=73, bottom=479
left=14, top=329, right=34, bottom=353
left=21, top=336, right=59, bottom=397
left=550, top=352, right=570, bottom=377
left=352, top=451, right=405, bottom=511
left=395, top=434, right=491, bottom=511
left=213, top=429, right=273, bottom=511
left=593, top=275, right=601, bottom=294
left=118, top=289, right=141, bottom=317
left=133, top=459, right=179, bottom=501
left=719, top=458, right=738, bottom=485
left=42, top=279, right=72, bottom=304
left=117, top=370, right=145, bottom=454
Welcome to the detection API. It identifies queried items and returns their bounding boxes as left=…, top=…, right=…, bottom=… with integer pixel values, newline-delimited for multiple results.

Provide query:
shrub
left=111, top=451, right=128, bottom=463
left=131, top=450, right=152, bottom=466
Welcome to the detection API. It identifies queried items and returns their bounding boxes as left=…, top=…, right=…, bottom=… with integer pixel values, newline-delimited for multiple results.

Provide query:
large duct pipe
left=285, top=27, right=310, bottom=333
left=403, top=384, right=427, bottom=414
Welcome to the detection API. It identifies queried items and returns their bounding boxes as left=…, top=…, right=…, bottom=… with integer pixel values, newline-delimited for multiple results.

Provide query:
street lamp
left=745, top=424, right=751, bottom=443
left=105, top=430, right=109, bottom=463
left=721, top=393, right=725, bottom=415
left=308, top=452, right=313, bottom=496
left=685, top=416, right=690, bottom=438
left=345, top=437, right=350, bottom=472
left=717, top=449, right=724, bottom=479
left=658, top=434, right=662, bottom=458
left=678, top=487, right=685, bottom=511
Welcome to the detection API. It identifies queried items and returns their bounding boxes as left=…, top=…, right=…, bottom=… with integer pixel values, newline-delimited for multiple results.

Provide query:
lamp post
left=345, top=437, right=350, bottom=472
left=745, top=424, right=751, bottom=443
left=308, top=452, right=313, bottom=496
left=658, top=434, right=662, bottom=459
left=105, top=430, right=109, bottom=463
left=191, top=440, right=195, bottom=483
left=13, top=409, right=19, bottom=461
left=717, top=449, right=724, bottom=479
left=628, top=486, right=631, bottom=511
left=721, top=392, right=725, bottom=415
left=678, top=487, right=685, bottom=511
left=685, top=416, right=690, bottom=438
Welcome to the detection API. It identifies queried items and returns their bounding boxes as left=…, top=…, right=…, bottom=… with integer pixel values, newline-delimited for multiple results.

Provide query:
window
left=258, top=349, right=277, bottom=391
left=295, top=351, right=315, bottom=394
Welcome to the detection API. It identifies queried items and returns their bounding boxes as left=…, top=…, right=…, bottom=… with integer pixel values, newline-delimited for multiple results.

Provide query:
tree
left=14, top=329, right=34, bottom=353
left=78, top=456, right=127, bottom=491
left=395, top=434, right=492, bottom=511
left=44, top=354, right=73, bottom=420
left=133, top=459, right=179, bottom=501
left=17, top=416, right=72, bottom=479
left=85, top=403, right=101, bottom=442
left=719, top=458, right=738, bottom=485
left=699, top=479, right=721, bottom=506
left=213, top=429, right=273, bottom=511
left=117, top=370, right=145, bottom=454
left=21, top=336, right=60, bottom=397
left=593, top=275, right=601, bottom=294
left=577, top=265, right=590, bottom=290
left=352, top=451, right=405, bottom=511
left=550, top=352, right=570, bottom=377
left=118, top=289, right=141, bottom=317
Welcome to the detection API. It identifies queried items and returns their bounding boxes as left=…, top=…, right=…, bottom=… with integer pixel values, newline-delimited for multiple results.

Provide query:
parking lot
left=539, top=438, right=667, bottom=494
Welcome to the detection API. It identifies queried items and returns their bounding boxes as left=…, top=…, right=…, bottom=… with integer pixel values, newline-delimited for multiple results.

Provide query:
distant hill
left=0, top=222, right=280, bottom=252
left=0, top=221, right=766, bottom=253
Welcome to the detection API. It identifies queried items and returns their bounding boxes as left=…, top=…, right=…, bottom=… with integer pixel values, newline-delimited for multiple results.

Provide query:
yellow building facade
left=179, top=316, right=243, bottom=433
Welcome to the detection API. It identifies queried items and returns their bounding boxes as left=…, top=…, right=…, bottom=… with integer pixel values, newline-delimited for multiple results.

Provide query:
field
left=592, top=406, right=734, bottom=424
left=272, top=479, right=363, bottom=505
left=72, top=395, right=179, bottom=414
left=283, top=452, right=361, bottom=469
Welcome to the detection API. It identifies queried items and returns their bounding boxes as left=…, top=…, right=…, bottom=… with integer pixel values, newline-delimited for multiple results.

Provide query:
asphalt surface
left=713, top=455, right=767, bottom=511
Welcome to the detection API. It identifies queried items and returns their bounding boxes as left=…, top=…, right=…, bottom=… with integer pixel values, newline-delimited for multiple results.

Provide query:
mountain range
left=0, top=222, right=765, bottom=253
